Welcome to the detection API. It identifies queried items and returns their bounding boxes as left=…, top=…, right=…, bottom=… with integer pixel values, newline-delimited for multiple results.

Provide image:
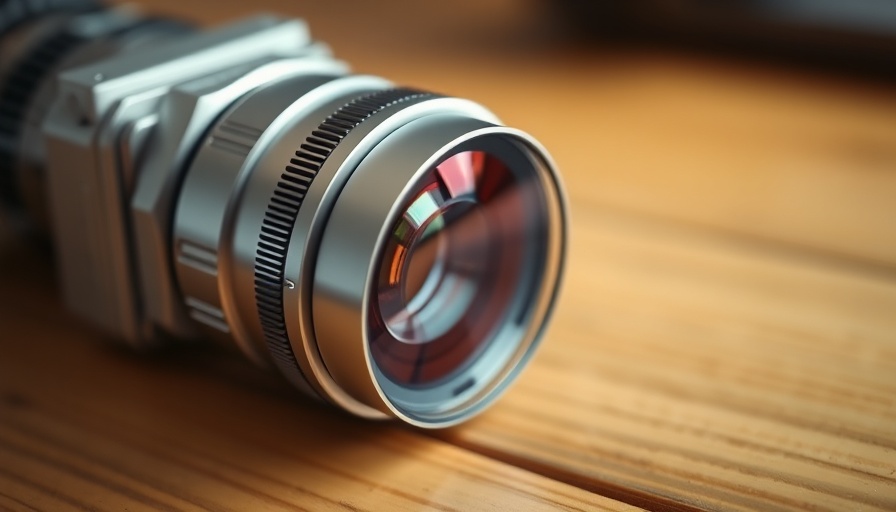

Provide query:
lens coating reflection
left=370, top=150, right=537, bottom=386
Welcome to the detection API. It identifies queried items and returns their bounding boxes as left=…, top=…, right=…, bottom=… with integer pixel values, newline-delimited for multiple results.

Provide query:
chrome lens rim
left=367, top=130, right=566, bottom=426
left=311, top=113, right=567, bottom=428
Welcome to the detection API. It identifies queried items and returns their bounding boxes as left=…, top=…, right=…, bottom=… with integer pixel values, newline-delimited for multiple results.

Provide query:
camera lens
left=0, top=3, right=568, bottom=426
left=174, top=78, right=566, bottom=426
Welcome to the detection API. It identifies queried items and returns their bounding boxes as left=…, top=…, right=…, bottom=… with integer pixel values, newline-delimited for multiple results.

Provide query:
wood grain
left=0, top=242, right=628, bottom=512
left=2, top=0, right=895, bottom=510
left=437, top=206, right=896, bottom=511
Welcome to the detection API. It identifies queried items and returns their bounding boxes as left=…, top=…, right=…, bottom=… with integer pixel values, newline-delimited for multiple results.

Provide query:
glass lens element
left=370, top=150, right=537, bottom=386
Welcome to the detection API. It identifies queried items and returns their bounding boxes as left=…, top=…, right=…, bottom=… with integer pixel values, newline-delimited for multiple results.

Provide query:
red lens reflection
left=369, top=150, right=534, bottom=386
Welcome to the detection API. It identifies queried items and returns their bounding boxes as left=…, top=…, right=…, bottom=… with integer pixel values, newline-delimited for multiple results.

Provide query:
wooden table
left=2, top=1, right=895, bottom=510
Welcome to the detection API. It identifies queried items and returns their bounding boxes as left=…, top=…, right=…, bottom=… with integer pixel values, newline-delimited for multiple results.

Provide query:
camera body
left=38, top=13, right=336, bottom=348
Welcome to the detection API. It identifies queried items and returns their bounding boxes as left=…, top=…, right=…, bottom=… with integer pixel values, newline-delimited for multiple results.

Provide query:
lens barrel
left=173, top=71, right=567, bottom=425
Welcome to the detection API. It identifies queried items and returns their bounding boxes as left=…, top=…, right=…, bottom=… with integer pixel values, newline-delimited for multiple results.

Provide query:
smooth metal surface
left=58, top=16, right=311, bottom=121
left=37, top=8, right=195, bottom=344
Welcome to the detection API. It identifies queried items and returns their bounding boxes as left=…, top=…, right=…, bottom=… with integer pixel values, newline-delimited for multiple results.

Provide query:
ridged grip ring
left=253, top=87, right=435, bottom=390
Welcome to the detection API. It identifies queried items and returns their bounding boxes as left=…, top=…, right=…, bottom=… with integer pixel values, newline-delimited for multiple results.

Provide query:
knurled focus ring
left=253, top=87, right=435, bottom=394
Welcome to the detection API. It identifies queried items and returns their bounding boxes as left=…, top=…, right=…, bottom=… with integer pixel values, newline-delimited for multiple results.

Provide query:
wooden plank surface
left=436, top=206, right=896, bottom=511
left=0, top=241, right=628, bottom=512
left=2, top=0, right=896, bottom=510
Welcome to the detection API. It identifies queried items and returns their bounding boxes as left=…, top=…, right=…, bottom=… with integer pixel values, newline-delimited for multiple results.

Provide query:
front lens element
left=370, top=149, right=544, bottom=387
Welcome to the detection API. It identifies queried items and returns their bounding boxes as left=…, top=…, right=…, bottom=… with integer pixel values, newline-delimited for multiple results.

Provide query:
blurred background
left=119, top=0, right=896, bottom=269
left=3, top=0, right=896, bottom=266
